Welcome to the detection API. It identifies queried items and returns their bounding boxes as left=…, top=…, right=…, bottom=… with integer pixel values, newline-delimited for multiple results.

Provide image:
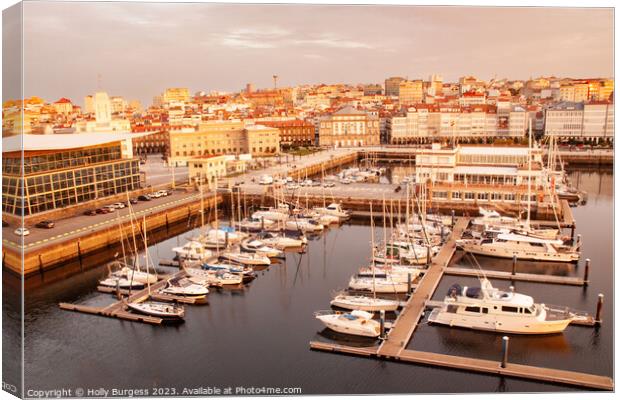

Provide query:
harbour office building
left=2, top=133, right=142, bottom=217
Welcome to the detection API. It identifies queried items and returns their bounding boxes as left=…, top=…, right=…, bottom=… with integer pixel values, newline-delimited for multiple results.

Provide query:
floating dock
left=310, top=217, right=613, bottom=391
left=444, top=267, right=586, bottom=286
left=59, top=269, right=205, bottom=324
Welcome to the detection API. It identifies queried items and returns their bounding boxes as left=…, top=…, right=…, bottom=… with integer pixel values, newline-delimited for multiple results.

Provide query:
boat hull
left=460, top=243, right=579, bottom=263
left=427, top=309, right=571, bottom=334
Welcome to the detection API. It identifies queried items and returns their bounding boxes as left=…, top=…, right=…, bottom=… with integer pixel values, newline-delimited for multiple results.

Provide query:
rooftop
left=2, top=132, right=150, bottom=153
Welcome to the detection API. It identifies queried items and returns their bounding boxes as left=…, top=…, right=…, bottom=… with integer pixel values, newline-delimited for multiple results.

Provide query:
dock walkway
left=377, top=217, right=469, bottom=358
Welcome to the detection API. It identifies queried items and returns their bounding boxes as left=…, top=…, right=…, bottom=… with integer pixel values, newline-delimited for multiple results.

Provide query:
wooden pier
left=308, top=341, right=611, bottom=390
left=444, top=267, right=586, bottom=286
left=59, top=269, right=206, bottom=324
left=310, top=216, right=612, bottom=390
left=377, top=217, right=469, bottom=358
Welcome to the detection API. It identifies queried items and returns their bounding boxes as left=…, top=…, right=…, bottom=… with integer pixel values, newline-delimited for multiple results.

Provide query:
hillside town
left=3, top=76, right=614, bottom=157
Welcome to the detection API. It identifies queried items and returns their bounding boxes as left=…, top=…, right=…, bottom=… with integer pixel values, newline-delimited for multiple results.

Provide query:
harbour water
left=15, top=167, right=613, bottom=394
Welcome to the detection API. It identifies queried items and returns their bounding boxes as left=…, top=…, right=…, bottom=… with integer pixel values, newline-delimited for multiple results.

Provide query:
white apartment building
left=387, top=105, right=525, bottom=144
left=544, top=102, right=614, bottom=142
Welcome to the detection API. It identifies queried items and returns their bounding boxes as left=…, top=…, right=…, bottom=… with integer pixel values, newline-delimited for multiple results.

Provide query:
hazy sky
left=17, top=2, right=614, bottom=106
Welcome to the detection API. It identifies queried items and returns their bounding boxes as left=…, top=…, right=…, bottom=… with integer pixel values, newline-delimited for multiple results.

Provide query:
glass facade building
left=2, top=142, right=141, bottom=216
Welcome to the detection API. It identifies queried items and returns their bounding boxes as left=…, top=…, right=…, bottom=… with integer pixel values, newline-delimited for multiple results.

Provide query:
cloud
left=212, top=27, right=375, bottom=50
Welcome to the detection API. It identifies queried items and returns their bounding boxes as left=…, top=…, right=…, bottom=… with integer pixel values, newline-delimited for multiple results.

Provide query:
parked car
left=165, top=189, right=174, bottom=196
left=35, top=220, right=55, bottom=229
left=111, top=202, right=126, bottom=209
left=311, top=181, right=322, bottom=187
left=83, top=210, right=98, bottom=216
left=155, top=190, right=168, bottom=197
left=323, top=182, right=336, bottom=188
left=96, top=207, right=113, bottom=214
left=14, top=227, right=30, bottom=236
left=150, top=191, right=162, bottom=198
left=128, top=198, right=139, bottom=205
left=138, top=195, right=152, bottom=201
left=259, top=175, right=274, bottom=185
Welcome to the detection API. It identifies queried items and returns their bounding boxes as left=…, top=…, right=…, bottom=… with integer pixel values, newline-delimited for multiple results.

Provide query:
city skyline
left=13, top=3, right=615, bottom=106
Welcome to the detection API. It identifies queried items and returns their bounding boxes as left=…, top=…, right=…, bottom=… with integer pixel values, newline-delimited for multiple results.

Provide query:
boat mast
left=143, top=216, right=151, bottom=295
left=527, top=118, right=532, bottom=229
left=126, top=191, right=141, bottom=273
left=370, top=202, right=376, bottom=299
left=200, top=173, right=205, bottom=231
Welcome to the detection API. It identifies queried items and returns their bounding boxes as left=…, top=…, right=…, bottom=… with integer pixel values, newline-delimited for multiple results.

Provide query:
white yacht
left=330, top=293, right=400, bottom=312
left=185, top=268, right=243, bottom=286
left=373, top=241, right=434, bottom=265
left=240, top=238, right=284, bottom=258
left=458, top=232, right=580, bottom=263
left=251, top=205, right=290, bottom=222
left=235, top=217, right=276, bottom=232
left=126, top=300, right=185, bottom=320
left=473, top=208, right=559, bottom=240
left=348, top=276, right=410, bottom=293
left=285, top=218, right=324, bottom=233
left=220, top=248, right=271, bottom=266
left=313, top=203, right=350, bottom=220
left=257, top=231, right=307, bottom=249
left=314, top=310, right=380, bottom=338
left=172, top=240, right=213, bottom=261
left=98, top=276, right=144, bottom=290
left=306, top=209, right=341, bottom=225
left=115, top=267, right=158, bottom=284
left=161, top=277, right=209, bottom=297
left=357, top=264, right=423, bottom=280
left=428, top=279, right=575, bottom=334
left=196, top=229, right=246, bottom=249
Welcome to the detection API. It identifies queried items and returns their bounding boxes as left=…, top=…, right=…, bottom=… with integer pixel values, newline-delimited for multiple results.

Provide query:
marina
left=15, top=166, right=614, bottom=394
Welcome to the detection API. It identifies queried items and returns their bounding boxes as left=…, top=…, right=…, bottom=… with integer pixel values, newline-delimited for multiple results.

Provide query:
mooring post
left=501, top=336, right=509, bottom=368
left=77, top=240, right=83, bottom=271
left=225, top=231, right=229, bottom=248
left=115, top=279, right=121, bottom=300
left=407, top=272, right=412, bottom=296
left=451, top=210, right=455, bottom=228
left=38, top=254, right=44, bottom=276
left=440, top=225, right=445, bottom=243
left=379, top=310, right=386, bottom=339
left=583, top=258, right=590, bottom=285
left=426, top=246, right=431, bottom=268
left=512, top=255, right=517, bottom=276
left=576, top=234, right=582, bottom=249
left=595, top=293, right=604, bottom=326
left=570, top=224, right=576, bottom=240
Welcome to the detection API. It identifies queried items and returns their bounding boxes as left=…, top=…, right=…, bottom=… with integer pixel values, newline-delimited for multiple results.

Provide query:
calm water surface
left=19, top=168, right=613, bottom=394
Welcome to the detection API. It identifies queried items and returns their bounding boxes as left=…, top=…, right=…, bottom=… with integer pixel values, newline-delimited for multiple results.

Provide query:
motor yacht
left=314, top=310, right=380, bottom=338
left=427, top=278, right=575, bottom=334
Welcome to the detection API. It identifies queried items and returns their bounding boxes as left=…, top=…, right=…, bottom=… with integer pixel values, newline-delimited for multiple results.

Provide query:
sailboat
left=256, top=231, right=307, bottom=249
left=126, top=216, right=185, bottom=320
left=172, top=240, right=213, bottom=261
left=240, top=238, right=284, bottom=258
left=220, top=247, right=271, bottom=266
left=161, top=276, right=209, bottom=297
left=427, top=278, right=575, bottom=334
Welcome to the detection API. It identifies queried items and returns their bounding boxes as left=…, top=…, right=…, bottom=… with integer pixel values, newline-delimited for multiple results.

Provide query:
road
left=2, top=190, right=206, bottom=250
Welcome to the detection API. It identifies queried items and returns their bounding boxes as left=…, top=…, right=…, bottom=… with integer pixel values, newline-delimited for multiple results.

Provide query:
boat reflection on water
left=451, top=251, right=578, bottom=277
left=316, top=328, right=381, bottom=348
left=429, top=322, right=571, bottom=355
